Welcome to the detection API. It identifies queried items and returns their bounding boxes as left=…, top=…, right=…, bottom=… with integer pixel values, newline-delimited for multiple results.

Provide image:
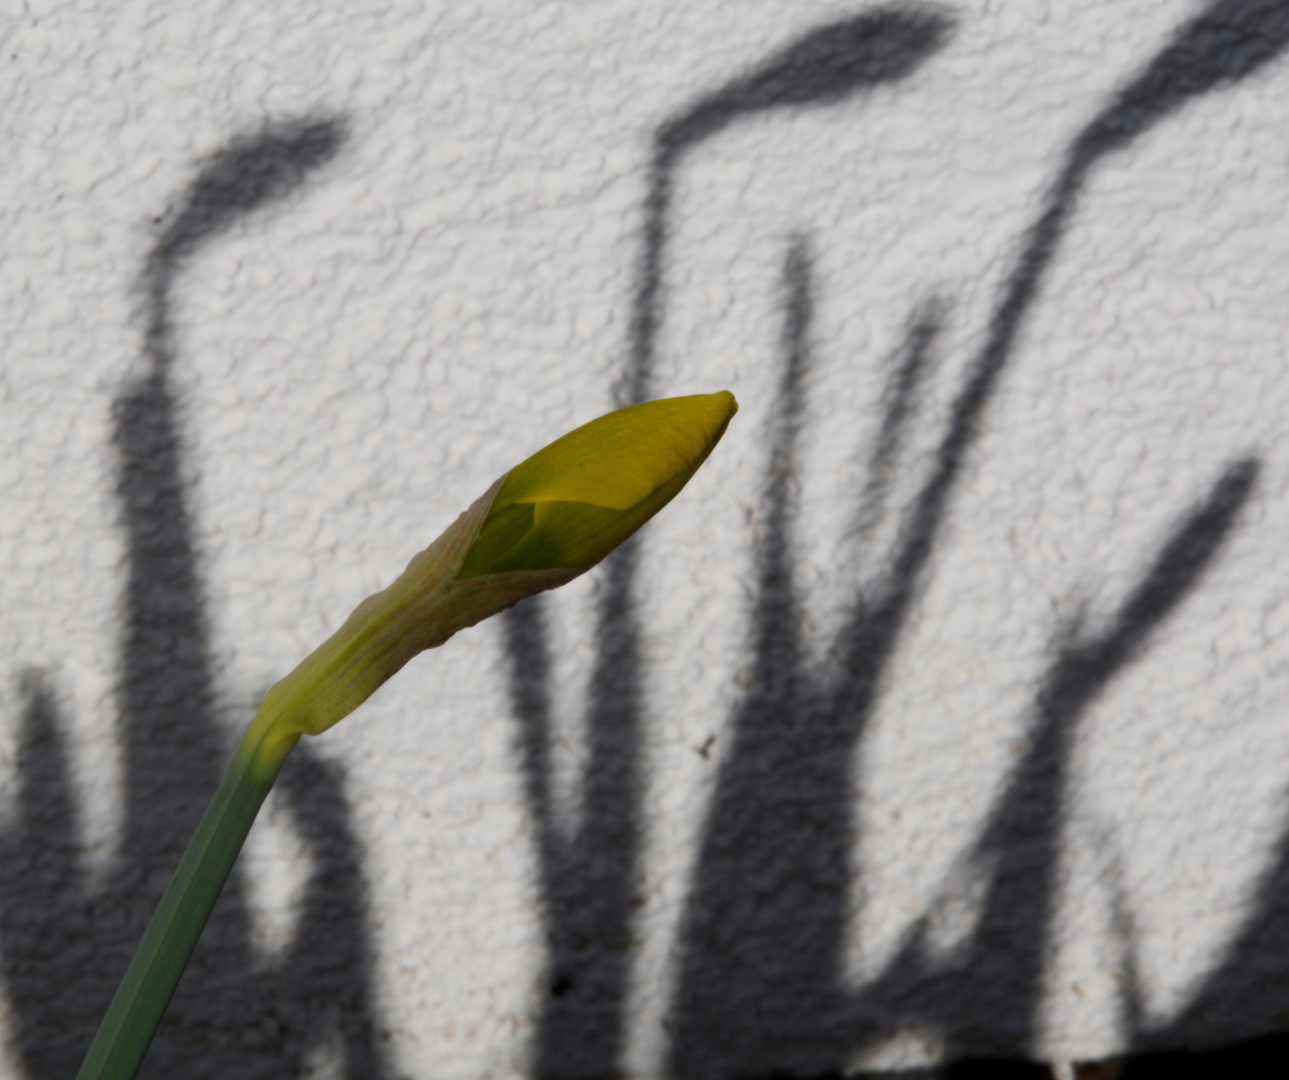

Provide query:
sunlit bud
left=458, top=391, right=737, bottom=577
left=256, top=392, right=737, bottom=740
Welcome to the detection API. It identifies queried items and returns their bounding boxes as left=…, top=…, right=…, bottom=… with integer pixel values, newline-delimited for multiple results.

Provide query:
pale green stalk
left=75, top=720, right=299, bottom=1080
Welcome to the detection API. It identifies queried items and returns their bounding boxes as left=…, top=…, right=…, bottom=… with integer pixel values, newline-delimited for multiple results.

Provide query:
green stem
left=76, top=723, right=299, bottom=1080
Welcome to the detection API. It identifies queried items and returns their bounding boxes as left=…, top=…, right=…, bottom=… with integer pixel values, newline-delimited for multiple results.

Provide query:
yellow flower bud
left=459, top=390, right=738, bottom=577
left=253, top=391, right=737, bottom=741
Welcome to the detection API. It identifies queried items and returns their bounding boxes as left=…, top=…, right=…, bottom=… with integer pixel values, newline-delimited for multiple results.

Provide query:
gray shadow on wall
left=510, top=0, right=1289, bottom=1076
left=870, top=456, right=1259, bottom=1062
left=665, top=237, right=1259, bottom=1076
left=0, top=116, right=394, bottom=1080
left=621, top=3, right=954, bottom=407
left=664, top=0, right=1289, bottom=1074
left=502, top=9, right=955, bottom=1080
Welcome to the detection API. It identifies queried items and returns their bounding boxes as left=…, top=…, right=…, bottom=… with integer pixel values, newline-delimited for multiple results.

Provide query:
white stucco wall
left=4, top=0, right=1289, bottom=1075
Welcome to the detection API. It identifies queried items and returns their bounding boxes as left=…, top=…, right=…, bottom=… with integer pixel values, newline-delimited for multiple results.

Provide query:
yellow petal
left=457, top=391, right=737, bottom=577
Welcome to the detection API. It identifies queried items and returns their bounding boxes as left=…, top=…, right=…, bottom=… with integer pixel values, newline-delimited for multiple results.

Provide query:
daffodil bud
left=254, top=391, right=737, bottom=740
left=459, top=390, right=738, bottom=577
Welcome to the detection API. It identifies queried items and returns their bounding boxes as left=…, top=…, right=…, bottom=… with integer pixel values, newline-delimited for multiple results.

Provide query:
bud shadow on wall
left=509, top=0, right=1289, bottom=1077
left=0, top=118, right=394, bottom=1080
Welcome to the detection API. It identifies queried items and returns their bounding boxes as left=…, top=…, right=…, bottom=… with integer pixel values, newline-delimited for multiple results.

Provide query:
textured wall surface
left=4, top=0, right=1289, bottom=1075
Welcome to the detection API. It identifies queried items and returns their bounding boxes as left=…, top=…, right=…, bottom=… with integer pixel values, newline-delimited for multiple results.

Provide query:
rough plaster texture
left=4, top=0, right=1289, bottom=1075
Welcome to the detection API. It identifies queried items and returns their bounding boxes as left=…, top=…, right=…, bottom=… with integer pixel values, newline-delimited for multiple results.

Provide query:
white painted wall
left=4, top=0, right=1289, bottom=1075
